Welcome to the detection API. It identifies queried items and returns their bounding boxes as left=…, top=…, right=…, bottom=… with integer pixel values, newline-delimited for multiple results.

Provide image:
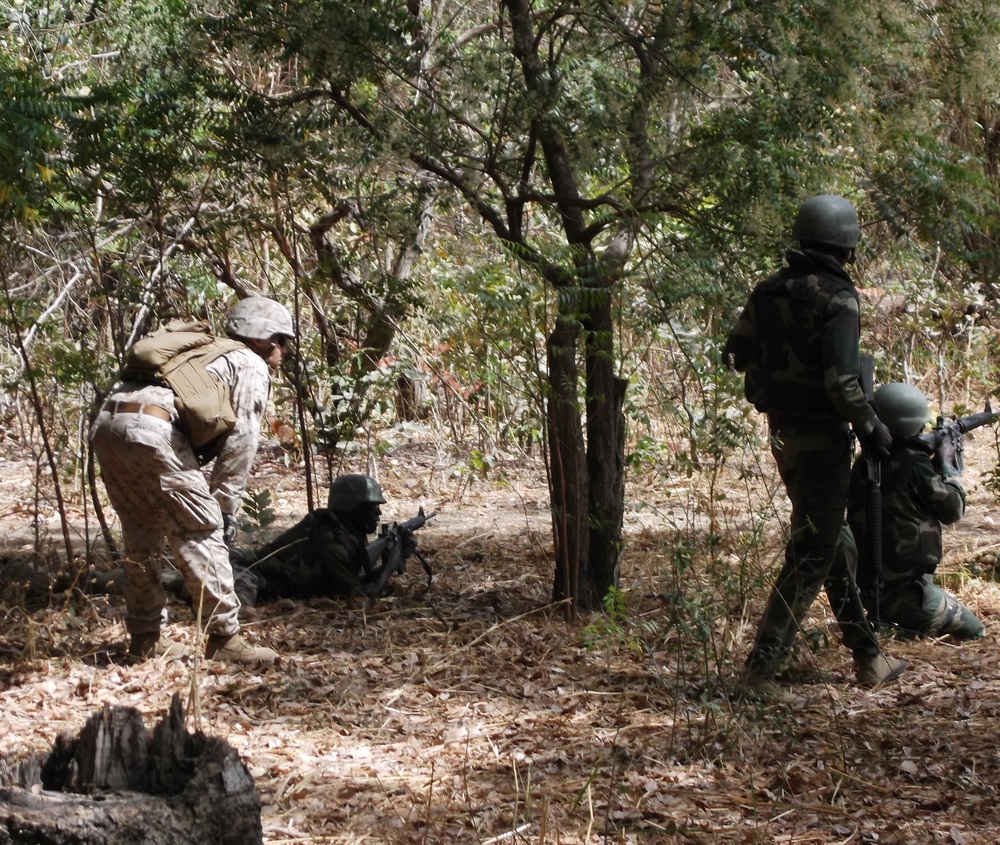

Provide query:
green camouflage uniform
left=724, top=249, right=882, bottom=677
left=847, top=441, right=983, bottom=639
left=231, top=509, right=368, bottom=606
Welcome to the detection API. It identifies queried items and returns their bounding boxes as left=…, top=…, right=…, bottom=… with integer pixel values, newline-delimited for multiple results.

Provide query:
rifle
left=859, top=355, right=883, bottom=629
left=917, top=402, right=998, bottom=474
left=361, top=507, right=437, bottom=598
left=861, top=456, right=883, bottom=628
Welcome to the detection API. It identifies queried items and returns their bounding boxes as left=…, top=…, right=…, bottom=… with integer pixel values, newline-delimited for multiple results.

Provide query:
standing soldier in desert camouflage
left=724, top=194, right=905, bottom=702
left=848, top=383, right=985, bottom=641
left=90, top=297, right=293, bottom=666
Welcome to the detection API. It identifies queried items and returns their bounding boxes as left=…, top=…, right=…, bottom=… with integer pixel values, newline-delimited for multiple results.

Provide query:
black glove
left=861, top=419, right=893, bottom=461
left=222, top=513, right=238, bottom=548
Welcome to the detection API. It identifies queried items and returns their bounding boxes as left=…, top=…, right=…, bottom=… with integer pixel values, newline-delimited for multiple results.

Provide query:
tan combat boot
left=855, top=653, right=907, bottom=689
left=205, top=633, right=277, bottom=667
left=741, top=669, right=798, bottom=704
left=128, top=632, right=188, bottom=661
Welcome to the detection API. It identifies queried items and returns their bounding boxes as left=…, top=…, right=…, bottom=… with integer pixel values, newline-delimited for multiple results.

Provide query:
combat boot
left=128, top=632, right=188, bottom=661
left=855, top=653, right=906, bottom=688
left=741, top=670, right=798, bottom=704
left=205, top=633, right=277, bottom=667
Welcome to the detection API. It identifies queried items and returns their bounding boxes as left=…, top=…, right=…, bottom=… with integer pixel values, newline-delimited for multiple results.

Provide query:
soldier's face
left=248, top=335, right=291, bottom=369
left=264, top=335, right=291, bottom=368
left=354, top=502, right=381, bottom=535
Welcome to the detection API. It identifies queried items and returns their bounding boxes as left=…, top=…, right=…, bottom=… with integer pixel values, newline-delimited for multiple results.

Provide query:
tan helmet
left=225, top=297, right=294, bottom=341
left=792, top=194, right=861, bottom=250
left=874, top=383, right=931, bottom=437
left=328, top=474, right=387, bottom=511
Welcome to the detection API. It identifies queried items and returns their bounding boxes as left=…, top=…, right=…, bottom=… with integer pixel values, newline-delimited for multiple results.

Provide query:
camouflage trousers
left=90, top=407, right=240, bottom=638
left=747, top=416, right=879, bottom=677
left=875, top=575, right=985, bottom=640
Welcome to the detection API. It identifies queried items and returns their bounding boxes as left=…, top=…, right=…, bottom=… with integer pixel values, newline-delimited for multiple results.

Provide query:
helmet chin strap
left=846, top=247, right=857, bottom=264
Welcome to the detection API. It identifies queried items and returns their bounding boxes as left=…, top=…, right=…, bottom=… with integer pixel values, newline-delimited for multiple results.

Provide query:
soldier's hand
left=936, top=432, right=963, bottom=475
left=861, top=419, right=893, bottom=461
left=222, top=513, right=238, bottom=548
left=380, top=530, right=405, bottom=566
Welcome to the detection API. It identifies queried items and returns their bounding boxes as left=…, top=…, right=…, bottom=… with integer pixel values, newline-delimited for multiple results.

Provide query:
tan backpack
left=120, top=320, right=246, bottom=449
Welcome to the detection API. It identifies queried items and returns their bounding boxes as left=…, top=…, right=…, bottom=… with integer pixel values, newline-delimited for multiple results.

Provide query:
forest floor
left=2, top=421, right=1000, bottom=844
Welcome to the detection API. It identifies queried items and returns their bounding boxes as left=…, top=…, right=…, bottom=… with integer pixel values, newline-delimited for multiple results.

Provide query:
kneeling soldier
left=847, top=383, right=985, bottom=641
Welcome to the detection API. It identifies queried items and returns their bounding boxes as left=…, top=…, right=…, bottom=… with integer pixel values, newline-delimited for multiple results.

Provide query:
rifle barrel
left=398, top=509, right=438, bottom=532
left=957, top=411, right=999, bottom=433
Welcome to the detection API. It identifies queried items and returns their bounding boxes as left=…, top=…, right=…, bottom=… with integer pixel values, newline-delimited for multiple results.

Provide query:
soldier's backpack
left=119, top=320, right=245, bottom=451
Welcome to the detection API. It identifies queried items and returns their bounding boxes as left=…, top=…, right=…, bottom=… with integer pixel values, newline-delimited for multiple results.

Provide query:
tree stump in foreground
left=0, top=692, right=262, bottom=845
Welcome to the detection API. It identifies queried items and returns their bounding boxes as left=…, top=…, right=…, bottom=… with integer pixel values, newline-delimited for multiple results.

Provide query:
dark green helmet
left=327, top=474, right=387, bottom=511
left=874, top=383, right=931, bottom=437
left=792, top=194, right=861, bottom=249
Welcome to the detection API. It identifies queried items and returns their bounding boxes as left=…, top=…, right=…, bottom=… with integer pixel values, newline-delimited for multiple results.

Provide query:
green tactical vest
left=120, top=320, right=245, bottom=450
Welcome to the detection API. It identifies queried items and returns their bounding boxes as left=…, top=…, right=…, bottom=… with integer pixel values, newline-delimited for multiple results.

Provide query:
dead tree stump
left=0, top=693, right=262, bottom=845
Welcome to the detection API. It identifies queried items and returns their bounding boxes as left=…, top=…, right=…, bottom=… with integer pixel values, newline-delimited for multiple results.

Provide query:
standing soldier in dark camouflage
left=230, top=474, right=414, bottom=606
left=724, top=193, right=905, bottom=702
left=848, top=383, right=985, bottom=640
left=91, top=297, right=293, bottom=666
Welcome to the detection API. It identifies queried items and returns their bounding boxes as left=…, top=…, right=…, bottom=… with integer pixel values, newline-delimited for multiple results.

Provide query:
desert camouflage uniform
left=230, top=509, right=368, bottom=606
left=848, top=440, right=983, bottom=639
left=90, top=347, right=271, bottom=638
left=724, top=249, right=881, bottom=677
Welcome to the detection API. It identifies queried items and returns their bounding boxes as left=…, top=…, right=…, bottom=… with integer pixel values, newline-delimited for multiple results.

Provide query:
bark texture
left=0, top=693, right=262, bottom=845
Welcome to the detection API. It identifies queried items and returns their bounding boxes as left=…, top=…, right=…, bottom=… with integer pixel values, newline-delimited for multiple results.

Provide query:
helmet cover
left=225, top=297, right=294, bottom=342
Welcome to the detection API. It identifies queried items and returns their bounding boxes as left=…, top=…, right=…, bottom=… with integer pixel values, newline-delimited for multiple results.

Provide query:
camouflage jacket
left=244, top=509, right=369, bottom=600
left=723, top=250, right=877, bottom=436
left=847, top=440, right=966, bottom=590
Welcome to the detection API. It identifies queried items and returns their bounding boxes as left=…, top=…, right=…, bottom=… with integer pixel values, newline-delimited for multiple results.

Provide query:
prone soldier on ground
left=847, top=382, right=986, bottom=641
left=226, top=473, right=432, bottom=610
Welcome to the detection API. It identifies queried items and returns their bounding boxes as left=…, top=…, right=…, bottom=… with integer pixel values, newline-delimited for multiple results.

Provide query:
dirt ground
left=2, top=423, right=1000, bottom=844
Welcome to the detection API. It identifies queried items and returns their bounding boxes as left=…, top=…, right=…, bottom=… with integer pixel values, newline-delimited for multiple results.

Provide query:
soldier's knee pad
left=932, top=592, right=985, bottom=640
left=951, top=606, right=986, bottom=640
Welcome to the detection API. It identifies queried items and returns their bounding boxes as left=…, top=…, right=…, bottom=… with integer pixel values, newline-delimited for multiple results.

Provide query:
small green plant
left=240, top=488, right=277, bottom=535
left=581, top=586, right=640, bottom=671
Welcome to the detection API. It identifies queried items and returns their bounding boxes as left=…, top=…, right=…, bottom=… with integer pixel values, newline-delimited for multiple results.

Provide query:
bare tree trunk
left=583, top=291, right=627, bottom=609
left=546, top=318, right=588, bottom=616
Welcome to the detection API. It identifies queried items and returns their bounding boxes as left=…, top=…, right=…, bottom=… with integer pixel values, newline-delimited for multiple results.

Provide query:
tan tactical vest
left=120, top=320, right=245, bottom=449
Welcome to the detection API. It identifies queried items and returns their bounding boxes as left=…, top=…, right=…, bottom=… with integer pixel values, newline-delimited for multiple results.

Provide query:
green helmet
left=874, top=383, right=931, bottom=437
left=791, top=194, right=861, bottom=249
left=327, top=474, right=386, bottom=511
left=225, top=297, right=294, bottom=342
